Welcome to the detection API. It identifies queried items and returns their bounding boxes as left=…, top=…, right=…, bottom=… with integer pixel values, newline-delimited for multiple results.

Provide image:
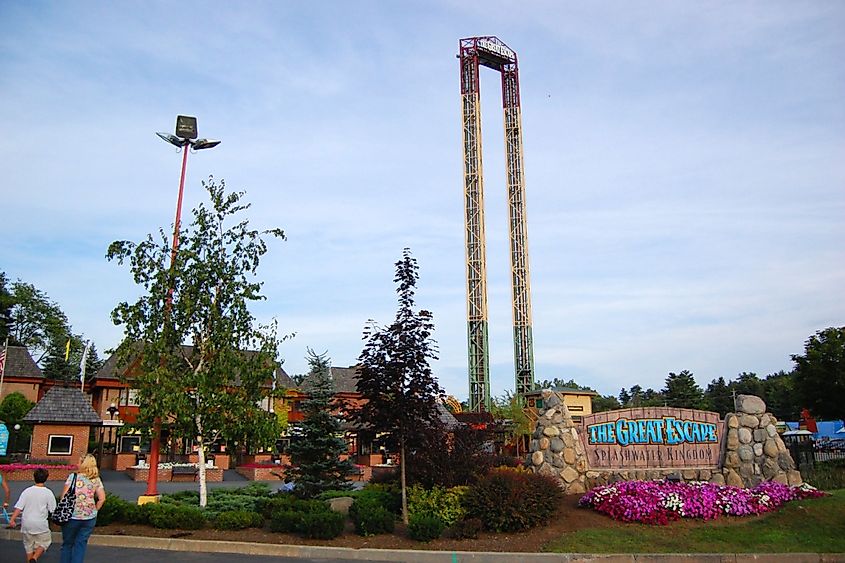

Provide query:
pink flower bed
left=0, top=464, right=78, bottom=481
left=579, top=480, right=826, bottom=525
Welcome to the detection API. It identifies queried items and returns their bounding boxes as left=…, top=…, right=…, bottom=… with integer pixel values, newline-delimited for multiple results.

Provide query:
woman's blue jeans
left=60, top=517, right=97, bottom=563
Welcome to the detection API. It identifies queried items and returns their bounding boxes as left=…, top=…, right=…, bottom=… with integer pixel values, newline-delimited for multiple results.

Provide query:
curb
left=1, top=529, right=841, bottom=562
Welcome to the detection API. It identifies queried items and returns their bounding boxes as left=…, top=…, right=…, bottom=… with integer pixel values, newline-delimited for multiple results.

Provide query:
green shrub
left=259, top=495, right=330, bottom=518
left=408, top=512, right=445, bottom=542
left=408, top=485, right=467, bottom=525
left=269, top=510, right=304, bottom=533
left=317, top=489, right=364, bottom=500
left=803, top=460, right=845, bottom=490
left=357, top=483, right=401, bottom=514
left=96, top=494, right=130, bottom=526
left=147, top=504, right=206, bottom=530
left=122, top=502, right=160, bottom=525
left=299, top=510, right=345, bottom=539
left=214, top=510, right=263, bottom=530
left=163, top=490, right=200, bottom=504
left=350, top=500, right=395, bottom=536
left=463, top=467, right=563, bottom=532
left=451, top=517, right=483, bottom=539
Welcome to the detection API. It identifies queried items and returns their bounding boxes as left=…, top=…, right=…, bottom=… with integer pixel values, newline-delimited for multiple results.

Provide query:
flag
left=0, top=348, right=6, bottom=376
left=79, top=340, right=92, bottom=382
left=64, top=338, right=71, bottom=361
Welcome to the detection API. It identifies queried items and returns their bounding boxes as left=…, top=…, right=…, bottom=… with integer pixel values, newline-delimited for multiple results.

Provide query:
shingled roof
left=1, top=345, right=44, bottom=379
left=298, top=365, right=360, bottom=394
left=23, top=386, right=102, bottom=425
left=94, top=345, right=295, bottom=389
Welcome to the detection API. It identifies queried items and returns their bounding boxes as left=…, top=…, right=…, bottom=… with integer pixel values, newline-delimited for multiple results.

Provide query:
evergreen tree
left=591, top=395, right=621, bottom=413
left=704, top=376, right=734, bottom=416
left=662, top=371, right=704, bottom=409
left=287, top=349, right=353, bottom=498
left=618, top=388, right=631, bottom=407
left=628, top=385, right=643, bottom=407
left=40, top=339, right=75, bottom=383
left=350, top=248, right=443, bottom=524
left=732, top=372, right=765, bottom=399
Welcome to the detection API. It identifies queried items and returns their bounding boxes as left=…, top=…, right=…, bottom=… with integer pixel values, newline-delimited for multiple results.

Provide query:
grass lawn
left=545, top=489, right=845, bottom=553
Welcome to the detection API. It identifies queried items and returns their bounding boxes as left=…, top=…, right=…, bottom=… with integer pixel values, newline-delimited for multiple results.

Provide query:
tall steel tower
left=459, top=36, right=535, bottom=412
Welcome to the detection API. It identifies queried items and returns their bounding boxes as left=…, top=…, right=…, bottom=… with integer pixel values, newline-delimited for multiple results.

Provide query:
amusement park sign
left=476, top=39, right=515, bottom=61
left=580, top=408, right=723, bottom=470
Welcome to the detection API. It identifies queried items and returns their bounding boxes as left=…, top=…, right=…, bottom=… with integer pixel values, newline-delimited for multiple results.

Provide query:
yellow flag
left=64, top=338, right=71, bottom=361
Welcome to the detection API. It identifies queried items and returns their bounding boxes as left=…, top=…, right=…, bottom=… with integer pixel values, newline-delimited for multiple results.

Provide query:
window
left=119, top=436, right=141, bottom=454
left=568, top=405, right=584, bottom=412
left=48, top=435, right=73, bottom=455
left=572, top=416, right=583, bottom=423
left=126, top=389, right=140, bottom=407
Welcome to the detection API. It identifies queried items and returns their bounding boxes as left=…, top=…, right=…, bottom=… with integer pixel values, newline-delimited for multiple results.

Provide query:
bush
left=122, top=502, right=161, bottom=525
left=299, top=510, right=345, bottom=539
left=408, top=512, right=445, bottom=542
left=96, top=494, right=129, bottom=526
left=463, top=467, right=563, bottom=532
left=350, top=496, right=395, bottom=536
left=269, top=510, right=303, bottom=533
left=451, top=517, right=483, bottom=539
left=214, top=510, right=264, bottom=530
left=358, top=483, right=401, bottom=514
left=147, top=504, right=207, bottom=530
left=408, top=485, right=467, bottom=526
left=259, top=495, right=330, bottom=518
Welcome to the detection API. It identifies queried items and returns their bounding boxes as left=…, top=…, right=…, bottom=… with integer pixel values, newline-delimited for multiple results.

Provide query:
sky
left=1, top=1, right=843, bottom=401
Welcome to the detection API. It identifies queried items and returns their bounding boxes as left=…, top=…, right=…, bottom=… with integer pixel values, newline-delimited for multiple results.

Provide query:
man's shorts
left=22, top=531, right=52, bottom=553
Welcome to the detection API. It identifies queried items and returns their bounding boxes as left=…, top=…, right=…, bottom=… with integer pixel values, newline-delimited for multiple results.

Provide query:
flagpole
left=80, top=340, right=91, bottom=393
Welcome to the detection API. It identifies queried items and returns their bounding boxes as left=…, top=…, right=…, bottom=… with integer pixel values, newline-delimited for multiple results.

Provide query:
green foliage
left=591, top=394, right=621, bottom=413
left=287, top=349, right=354, bottom=498
left=358, top=483, right=402, bottom=514
left=407, top=512, right=445, bottom=542
left=299, top=510, right=345, bottom=539
left=107, top=178, right=287, bottom=506
left=4, top=278, right=71, bottom=367
left=792, top=326, right=845, bottom=422
left=407, top=485, right=467, bottom=526
left=463, top=467, right=563, bottom=532
left=268, top=510, right=303, bottom=533
left=147, top=504, right=206, bottom=530
left=96, top=493, right=130, bottom=526
left=213, top=510, right=264, bottom=530
left=351, top=502, right=395, bottom=536
left=260, top=494, right=331, bottom=519
left=0, top=392, right=34, bottom=432
left=662, top=370, right=704, bottom=409
left=451, top=517, right=483, bottom=539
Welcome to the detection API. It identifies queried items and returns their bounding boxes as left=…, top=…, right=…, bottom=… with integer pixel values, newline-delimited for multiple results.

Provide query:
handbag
left=51, top=473, right=77, bottom=525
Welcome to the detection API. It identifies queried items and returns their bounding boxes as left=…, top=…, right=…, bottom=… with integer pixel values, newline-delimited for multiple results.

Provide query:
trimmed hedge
left=214, top=510, right=264, bottom=530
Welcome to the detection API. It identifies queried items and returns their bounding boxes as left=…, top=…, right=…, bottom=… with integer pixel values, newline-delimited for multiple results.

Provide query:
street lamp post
left=142, top=116, right=220, bottom=502
left=12, top=423, right=20, bottom=455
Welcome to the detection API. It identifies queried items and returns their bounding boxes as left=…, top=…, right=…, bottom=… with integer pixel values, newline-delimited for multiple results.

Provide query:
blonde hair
left=78, top=454, right=99, bottom=480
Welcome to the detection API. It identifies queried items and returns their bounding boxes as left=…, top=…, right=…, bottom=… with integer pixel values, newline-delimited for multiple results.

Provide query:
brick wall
left=31, top=424, right=92, bottom=463
left=2, top=382, right=40, bottom=402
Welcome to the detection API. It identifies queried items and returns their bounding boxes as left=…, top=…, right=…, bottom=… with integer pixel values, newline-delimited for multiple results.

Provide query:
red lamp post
left=142, top=116, right=220, bottom=500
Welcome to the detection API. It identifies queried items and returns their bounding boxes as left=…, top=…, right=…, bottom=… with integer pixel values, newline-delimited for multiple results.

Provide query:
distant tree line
left=579, top=327, right=844, bottom=423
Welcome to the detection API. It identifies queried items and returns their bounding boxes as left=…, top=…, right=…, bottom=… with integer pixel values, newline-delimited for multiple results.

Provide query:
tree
left=491, top=390, right=531, bottom=456
left=704, top=377, right=733, bottom=416
left=0, top=273, right=14, bottom=341
left=591, top=394, right=621, bottom=413
left=791, top=327, right=845, bottom=422
left=108, top=177, right=286, bottom=507
left=0, top=392, right=35, bottom=453
left=350, top=249, right=443, bottom=524
left=732, top=372, right=765, bottom=399
left=535, top=378, right=595, bottom=391
left=287, top=349, right=354, bottom=498
left=4, top=279, right=70, bottom=366
left=662, top=371, right=704, bottom=409
left=618, top=388, right=631, bottom=407
left=762, top=371, right=800, bottom=421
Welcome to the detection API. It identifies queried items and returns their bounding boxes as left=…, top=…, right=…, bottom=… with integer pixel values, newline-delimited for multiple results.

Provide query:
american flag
left=0, top=347, right=6, bottom=376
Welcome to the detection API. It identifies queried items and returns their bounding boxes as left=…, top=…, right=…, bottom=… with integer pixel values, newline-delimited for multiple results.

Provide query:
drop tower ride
left=459, top=36, right=534, bottom=412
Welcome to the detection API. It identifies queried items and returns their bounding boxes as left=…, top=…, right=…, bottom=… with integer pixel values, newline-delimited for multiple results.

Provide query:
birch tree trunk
left=196, top=413, right=208, bottom=508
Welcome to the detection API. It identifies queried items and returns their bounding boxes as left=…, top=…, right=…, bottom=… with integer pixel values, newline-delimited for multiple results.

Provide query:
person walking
left=1, top=465, right=11, bottom=510
left=8, top=467, right=56, bottom=563
left=59, top=454, right=106, bottom=563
